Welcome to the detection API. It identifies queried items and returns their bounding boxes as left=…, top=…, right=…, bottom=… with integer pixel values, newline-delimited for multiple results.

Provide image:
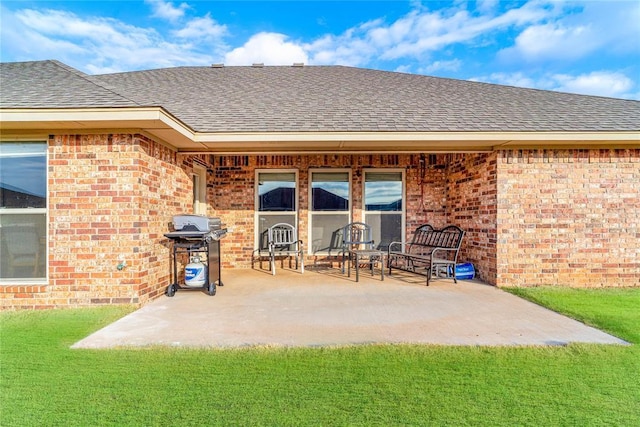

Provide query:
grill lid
left=166, top=214, right=226, bottom=241
left=173, top=214, right=221, bottom=232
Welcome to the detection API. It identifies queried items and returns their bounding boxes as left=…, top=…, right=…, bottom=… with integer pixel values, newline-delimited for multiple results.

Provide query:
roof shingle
left=0, top=60, right=138, bottom=108
left=2, top=60, right=639, bottom=133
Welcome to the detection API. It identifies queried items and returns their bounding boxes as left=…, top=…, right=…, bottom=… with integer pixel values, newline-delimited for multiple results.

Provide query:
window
left=363, top=170, right=404, bottom=251
left=192, top=166, right=207, bottom=215
left=255, top=170, right=297, bottom=249
left=309, top=170, right=350, bottom=255
left=0, top=142, right=47, bottom=281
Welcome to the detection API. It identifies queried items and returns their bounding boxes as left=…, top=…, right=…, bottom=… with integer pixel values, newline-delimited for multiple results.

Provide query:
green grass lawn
left=2, top=287, right=639, bottom=426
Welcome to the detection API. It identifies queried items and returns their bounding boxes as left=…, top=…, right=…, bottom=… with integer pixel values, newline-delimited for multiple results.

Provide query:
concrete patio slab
left=72, top=268, right=627, bottom=349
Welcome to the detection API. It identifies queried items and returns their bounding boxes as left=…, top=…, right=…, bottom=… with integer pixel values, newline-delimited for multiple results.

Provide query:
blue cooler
left=449, top=263, right=475, bottom=280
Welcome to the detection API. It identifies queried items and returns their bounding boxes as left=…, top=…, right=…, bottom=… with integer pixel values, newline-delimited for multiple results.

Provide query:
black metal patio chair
left=266, top=223, right=304, bottom=275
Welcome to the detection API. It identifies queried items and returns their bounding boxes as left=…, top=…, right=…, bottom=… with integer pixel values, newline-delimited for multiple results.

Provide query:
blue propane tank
left=185, top=255, right=207, bottom=287
left=449, top=263, right=475, bottom=280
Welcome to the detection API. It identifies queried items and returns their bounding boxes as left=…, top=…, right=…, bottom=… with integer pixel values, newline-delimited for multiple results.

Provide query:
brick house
left=1, top=60, right=638, bottom=309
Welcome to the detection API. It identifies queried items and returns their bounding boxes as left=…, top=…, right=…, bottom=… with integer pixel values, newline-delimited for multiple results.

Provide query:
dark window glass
left=0, top=143, right=47, bottom=208
left=312, top=172, right=349, bottom=211
left=258, top=172, right=295, bottom=212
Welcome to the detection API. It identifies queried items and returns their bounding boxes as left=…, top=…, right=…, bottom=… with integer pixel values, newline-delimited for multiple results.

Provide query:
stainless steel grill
left=164, top=215, right=227, bottom=296
left=164, top=214, right=227, bottom=241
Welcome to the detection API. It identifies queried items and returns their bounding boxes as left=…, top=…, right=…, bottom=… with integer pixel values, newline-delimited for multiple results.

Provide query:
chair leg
left=270, top=253, right=276, bottom=275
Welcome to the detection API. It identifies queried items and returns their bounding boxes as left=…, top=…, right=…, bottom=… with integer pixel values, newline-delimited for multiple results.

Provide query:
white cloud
left=172, top=14, right=227, bottom=40
left=552, top=71, right=635, bottom=98
left=499, top=22, right=597, bottom=62
left=15, top=9, right=154, bottom=49
left=476, top=0, right=499, bottom=14
left=499, top=1, right=640, bottom=63
left=423, top=59, right=462, bottom=73
left=304, top=1, right=553, bottom=67
left=224, top=33, right=308, bottom=66
left=145, top=0, right=188, bottom=22
left=377, top=2, right=552, bottom=60
left=3, top=7, right=225, bottom=73
left=472, top=70, right=637, bottom=99
left=470, top=72, right=547, bottom=90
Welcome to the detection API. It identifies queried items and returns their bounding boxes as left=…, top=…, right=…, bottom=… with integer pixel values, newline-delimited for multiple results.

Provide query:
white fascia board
left=0, top=107, right=194, bottom=137
left=193, top=131, right=640, bottom=144
left=0, top=107, right=198, bottom=149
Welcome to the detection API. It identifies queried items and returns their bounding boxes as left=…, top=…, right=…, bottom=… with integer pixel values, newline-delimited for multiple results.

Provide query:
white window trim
left=308, top=168, right=352, bottom=255
left=254, top=169, right=299, bottom=249
left=0, top=141, right=48, bottom=284
left=362, top=168, right=406, bottom=244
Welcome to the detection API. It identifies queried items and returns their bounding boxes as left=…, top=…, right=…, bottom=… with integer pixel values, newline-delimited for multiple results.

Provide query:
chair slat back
left=269, top=223, right=297, bottom=247
left=408, top=224, right=464, bottom=249
left=343, top=222, right=373, bottom=249
left=440, top=225, right=464, bottom=249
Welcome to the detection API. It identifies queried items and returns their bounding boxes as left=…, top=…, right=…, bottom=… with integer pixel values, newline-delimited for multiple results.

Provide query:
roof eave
left=0, top=107, right=199, bottom=150
left=191, top=131, right=640, bottom=154
left=1, top=108, right=638, bottom=153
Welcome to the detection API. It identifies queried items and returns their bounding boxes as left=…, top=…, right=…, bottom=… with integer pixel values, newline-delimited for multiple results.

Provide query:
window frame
left=192, top=165, right=207, bottom=215
left=0, top=141, right=48, bottom=284
left=254, top=169, right=299, bottom=249
left=308, top=168, right=352, bottom=255
left=362, top=168, right=406, bottom=249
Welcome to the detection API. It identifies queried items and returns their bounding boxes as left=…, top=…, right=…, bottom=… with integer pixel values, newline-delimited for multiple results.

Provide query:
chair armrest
left=431, top=247, right=459, bottom=260
left=388, top=241, right=403, bottom=253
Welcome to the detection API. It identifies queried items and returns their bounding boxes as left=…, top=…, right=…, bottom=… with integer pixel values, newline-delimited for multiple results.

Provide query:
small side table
left=348, top=249, right=385, bottom=282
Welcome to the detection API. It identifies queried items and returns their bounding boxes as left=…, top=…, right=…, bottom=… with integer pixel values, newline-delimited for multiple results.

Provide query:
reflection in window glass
left=364, top=172, right=402, bottom=212
left=312, top=172, right=349, bottom=211
left=0, top=143, right=47, bottom=208
left=258, top=172, right=296, bottom=212
left=256, top=171, right=297, bottom=250
left=364, top=171, right=403, bottom=251
left=310, top=171, right=350, bottom=255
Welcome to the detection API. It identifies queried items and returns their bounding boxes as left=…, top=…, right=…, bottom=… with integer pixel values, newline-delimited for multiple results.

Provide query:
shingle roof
left=0, top=60, right=137, bottom=108
left=2, top=60, right=639, bottom=133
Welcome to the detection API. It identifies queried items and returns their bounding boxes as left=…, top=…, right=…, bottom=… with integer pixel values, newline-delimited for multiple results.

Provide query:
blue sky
left=1, top=0, right=639, bottom=99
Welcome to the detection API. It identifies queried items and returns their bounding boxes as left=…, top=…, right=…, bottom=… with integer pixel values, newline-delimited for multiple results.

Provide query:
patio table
left=347, top=249, right=385, bottom=282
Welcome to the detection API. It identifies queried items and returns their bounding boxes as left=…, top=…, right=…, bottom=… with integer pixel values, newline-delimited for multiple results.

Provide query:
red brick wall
left=4, top=143, right=636, bottom=310
left=137, top=139, right=194, bottom=303
left=1, top=134, right=192, bottom=309
left=446, top=153, right=498, bottom=284
left=497, top=149, right=640, bottom=287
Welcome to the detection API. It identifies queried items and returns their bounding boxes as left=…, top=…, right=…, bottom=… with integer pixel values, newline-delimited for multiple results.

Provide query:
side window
left=192, top=166, right=207, bottom=215
left=0, top=142, right=47, bottom=281
left=255, top=170, right=297, bottom=249
left=309, top=170, right=350, bottom=255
